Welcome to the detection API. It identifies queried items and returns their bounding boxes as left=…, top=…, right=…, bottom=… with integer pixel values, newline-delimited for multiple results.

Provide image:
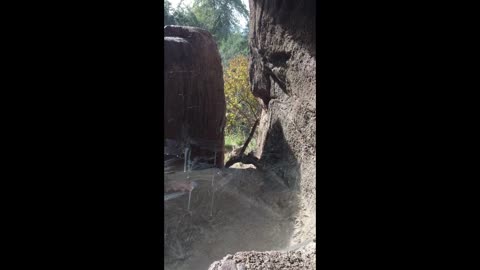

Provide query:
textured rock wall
left=249, top=0, right=316, bottom=243
left=164, top=26, right=226, bottom=166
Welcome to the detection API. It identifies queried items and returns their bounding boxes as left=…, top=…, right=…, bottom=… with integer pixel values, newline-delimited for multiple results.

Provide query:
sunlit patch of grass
left=225, top=133, right=257, bottom=162
left=225, top=133, right=245, bottom=148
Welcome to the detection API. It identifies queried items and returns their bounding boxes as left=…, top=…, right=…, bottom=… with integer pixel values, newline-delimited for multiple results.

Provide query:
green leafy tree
left=171, top=6, right=204, bottom=28
left=191, top=0, right=248, bottom=42
left=164, top=1, right=177, bottom=26
left=164, top=0, right=249, bottom=62
left=219, top=29, right=249, bottom=65
left=223, top=55, right=261, bottom=136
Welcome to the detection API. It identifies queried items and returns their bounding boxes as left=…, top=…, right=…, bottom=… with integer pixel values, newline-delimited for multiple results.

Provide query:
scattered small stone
left=209, top=244, right=316, bottom=269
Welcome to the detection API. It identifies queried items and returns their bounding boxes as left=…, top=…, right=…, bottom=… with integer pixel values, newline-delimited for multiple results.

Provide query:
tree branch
left=226, top=100, right=252, bottom=125
left=225, top=118, right=260, bottom=168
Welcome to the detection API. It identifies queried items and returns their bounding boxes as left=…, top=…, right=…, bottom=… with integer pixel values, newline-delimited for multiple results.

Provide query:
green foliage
left=192, top=0, right=248, bottom=42
left=225, top=133, right=256, bottom=152
left=219, top=30, right=249, bottom=65
left=171, top=6, right=204, bottom=28
left=164, top=1, right=176, bottom=26
left=223, top=55, right=261, bottom=138
left=164, top=0, right=248, bottom=52
left=225, top=132, right=257, bottom=162
left=225, top=133, right=244, bottom=148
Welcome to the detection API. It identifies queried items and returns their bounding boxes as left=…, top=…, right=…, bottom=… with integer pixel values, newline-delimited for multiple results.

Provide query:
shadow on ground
left=163, top=121, right=303, bottom=270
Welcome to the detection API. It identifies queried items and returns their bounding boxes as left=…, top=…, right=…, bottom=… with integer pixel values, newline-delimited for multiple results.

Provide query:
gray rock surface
left=248, top=0, right=316, bottom=244
left=208, top=1, right=316, bottom=268
left=164, top=25, right=226, bottom=166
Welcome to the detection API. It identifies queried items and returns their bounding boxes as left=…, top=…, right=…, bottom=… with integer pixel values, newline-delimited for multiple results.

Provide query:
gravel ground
left=208, top=241, right=316, bottom=270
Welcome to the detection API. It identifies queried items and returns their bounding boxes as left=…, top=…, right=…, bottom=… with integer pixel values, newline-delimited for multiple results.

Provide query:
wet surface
left=164, top=165, right=299, bottom=270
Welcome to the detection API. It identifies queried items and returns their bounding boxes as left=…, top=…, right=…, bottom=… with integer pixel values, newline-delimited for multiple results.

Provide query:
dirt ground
left=208, top=240, right=316, bottom=270
left=164, top=166, right=314, bottom=270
